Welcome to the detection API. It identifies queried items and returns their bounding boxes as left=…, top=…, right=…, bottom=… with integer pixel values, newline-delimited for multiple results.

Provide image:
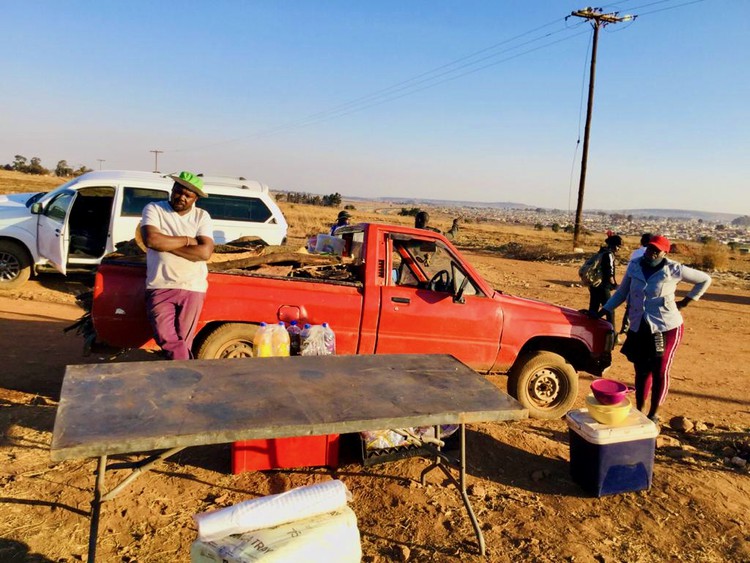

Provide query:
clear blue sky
left=2, top=1, right=747, bottom=215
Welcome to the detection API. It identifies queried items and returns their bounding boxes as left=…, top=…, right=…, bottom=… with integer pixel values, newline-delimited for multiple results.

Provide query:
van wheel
left=195, top=323, right=259, bottom=359
left=507, top=351, right=578, bottom=419
left=0, top=241, right=32, bottom=290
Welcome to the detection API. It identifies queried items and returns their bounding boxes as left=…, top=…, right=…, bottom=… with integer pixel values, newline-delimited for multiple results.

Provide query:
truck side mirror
left=30, top=202, right=42, bottom=215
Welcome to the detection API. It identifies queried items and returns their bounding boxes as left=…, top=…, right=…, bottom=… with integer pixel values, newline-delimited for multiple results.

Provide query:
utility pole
left=149, top=150, right=163, bottom=173
left=569, top=7, right=635, bottom=248
left=96, top=159, right=105, bottom=170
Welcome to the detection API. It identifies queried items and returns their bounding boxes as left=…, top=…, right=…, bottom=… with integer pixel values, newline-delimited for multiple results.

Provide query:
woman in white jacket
left=600, top=235, right=711, bottom=424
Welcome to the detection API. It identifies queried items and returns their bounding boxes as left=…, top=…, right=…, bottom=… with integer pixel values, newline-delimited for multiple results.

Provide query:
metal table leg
left=87, top=455, right=107, bottom=563
left=419, top=424, right=485, bottom=556
left=85, top=447, right=185, bottom=562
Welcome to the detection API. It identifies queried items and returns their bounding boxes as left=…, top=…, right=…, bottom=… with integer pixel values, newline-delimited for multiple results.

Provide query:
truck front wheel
left=195, top=323, right=259, bottom=359
left=0, top=240, right=32, bottom=290
left=507, top=351, right=578, bottom=419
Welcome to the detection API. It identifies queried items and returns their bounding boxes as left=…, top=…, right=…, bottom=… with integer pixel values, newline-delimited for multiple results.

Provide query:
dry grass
left=677, top=239, right=730, bottom=271
left=2, top=169, right=747, bottom=276
left=0, top=169, right=66, bottom=195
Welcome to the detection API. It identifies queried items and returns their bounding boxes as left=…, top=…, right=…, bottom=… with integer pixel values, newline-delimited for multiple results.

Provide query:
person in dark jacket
left=414, top=210, right=440, bottom=233
left=588, top=234, right=622, bottom=326
left=330, top=210, right=351, bottom=235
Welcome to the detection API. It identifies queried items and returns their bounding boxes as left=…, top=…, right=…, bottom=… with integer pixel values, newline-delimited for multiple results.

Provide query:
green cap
left=167, top=171, right=207, bottom=198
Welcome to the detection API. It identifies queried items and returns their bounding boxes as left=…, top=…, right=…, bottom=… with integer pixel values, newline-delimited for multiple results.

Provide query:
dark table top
left=51, top=354, right=527, bottom=461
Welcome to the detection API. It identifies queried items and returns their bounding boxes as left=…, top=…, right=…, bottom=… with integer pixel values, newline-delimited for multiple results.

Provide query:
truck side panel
left=92, top=262, right=366, bottom=353
left=203, top=272, right=365, bottom=354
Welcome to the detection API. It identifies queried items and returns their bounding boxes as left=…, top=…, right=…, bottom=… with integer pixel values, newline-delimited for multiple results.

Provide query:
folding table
left=51, top=354, right=528, bottom=562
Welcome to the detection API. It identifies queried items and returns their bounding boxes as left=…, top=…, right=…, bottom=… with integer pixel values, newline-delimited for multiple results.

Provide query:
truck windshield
left=35, top=177, right=82, bottom=206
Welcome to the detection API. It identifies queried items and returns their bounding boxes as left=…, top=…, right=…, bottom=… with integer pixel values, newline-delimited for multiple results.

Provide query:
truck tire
left=0, top=240, right=32, bottom=290
left=507, top=351, right=578, bottom=420
left=195, top=323, right=260, bottom=359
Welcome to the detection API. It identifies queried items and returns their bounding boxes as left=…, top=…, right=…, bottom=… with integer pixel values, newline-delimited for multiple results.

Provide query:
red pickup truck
left=91, top=223, right=613, bottom=418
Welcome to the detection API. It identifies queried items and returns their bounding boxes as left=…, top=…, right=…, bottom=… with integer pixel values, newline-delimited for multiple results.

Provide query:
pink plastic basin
left=590, top=379, right=629, bottom=405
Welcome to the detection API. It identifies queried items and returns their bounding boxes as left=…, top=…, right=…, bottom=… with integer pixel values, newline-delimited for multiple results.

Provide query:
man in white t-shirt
left=141, top=171, right=214, bottom=360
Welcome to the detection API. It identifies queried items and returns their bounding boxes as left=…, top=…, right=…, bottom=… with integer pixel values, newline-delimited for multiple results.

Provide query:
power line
left=174, top=18, right=588, bottom=152
left=630, top=0, right=707, bottom=17
left=169, top=0, right=705, bottom=158
left=254, top=30, right=590, bottom=140
left=172, top=23, right=588, bottom=153
left=568, top=27, right=593, bottom=218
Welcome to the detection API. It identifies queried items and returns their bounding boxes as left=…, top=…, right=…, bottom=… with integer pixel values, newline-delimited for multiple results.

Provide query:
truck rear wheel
left=507, top=351, right=578, bottom=419
left=0, top=240, right=32, bottom=290
left=195, top=323, right=259, bottom=359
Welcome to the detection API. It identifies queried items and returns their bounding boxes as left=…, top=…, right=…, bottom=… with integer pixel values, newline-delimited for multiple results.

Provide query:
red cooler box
left=566, top=408, right=658, bottom=497
left=232, top=434, right=340, bottom=474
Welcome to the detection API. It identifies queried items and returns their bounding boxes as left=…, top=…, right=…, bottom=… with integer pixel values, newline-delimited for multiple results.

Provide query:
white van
left=0, top=170, right=288, bottom=288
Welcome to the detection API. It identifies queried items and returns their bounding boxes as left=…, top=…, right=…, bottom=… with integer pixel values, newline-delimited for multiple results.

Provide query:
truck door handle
left=391, top=296, right=410, bottom=304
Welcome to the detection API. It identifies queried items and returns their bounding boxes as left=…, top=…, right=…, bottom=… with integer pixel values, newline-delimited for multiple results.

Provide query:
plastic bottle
left=300, top=323, right=312, bottom=356
left=287, top=320, right=302, bottom=356
left=253, top=322, right=272, bottom=357
left=322, top=322, right=336, bottom=355
left=272, top=321, right=290, bottom=357
left=301, top=323, right=322, bottom=356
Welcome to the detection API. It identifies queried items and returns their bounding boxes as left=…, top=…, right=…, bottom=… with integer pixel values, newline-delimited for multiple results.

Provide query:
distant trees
left=277, top=191, right=343, bottom=207
left=3, top=155, right=90, bottom=177
left=55, top=160, right=73, bottom=177
left=399, top=207, right=421, bottom=217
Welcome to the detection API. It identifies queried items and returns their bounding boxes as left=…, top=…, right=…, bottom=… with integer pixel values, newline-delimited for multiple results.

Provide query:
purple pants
left=146, top=288, right=205, bottom=360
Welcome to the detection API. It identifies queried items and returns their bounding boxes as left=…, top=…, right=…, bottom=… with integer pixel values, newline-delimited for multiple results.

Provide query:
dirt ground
left=1, top=256, right=749, bottom=563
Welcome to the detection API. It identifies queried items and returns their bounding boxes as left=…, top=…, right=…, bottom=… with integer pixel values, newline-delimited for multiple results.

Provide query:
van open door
left=35, top=189, right=77, bottom=275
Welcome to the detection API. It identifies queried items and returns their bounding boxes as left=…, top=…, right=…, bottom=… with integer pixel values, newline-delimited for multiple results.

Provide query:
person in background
left=620, top=232, right=652, bottom=335
left=330, top=210, right=351, bottom=235
left=630, top=232, right=652, bottom=262
left=588, top=234, right=622, bottom=326
left=414, top=210, right=441, bottom=233
left=599, top=235, right=711, bottom=424
left=446, top=217, right=460, bottom=240
left=141, top=171, right=214, bottom=360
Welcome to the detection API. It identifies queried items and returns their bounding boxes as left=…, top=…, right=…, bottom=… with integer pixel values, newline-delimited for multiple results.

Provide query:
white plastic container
left=315, top=235, right=345, bottom=255
left=191, top=506, right=361, bottom=562
left=194, top=480, right=352, bottom=541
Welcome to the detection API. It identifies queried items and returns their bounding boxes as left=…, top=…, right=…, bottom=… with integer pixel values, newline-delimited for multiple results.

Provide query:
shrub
left=399, top=207, right=420, bottom=217
left=496, top=242, right=556, bottom=261
left=683, top=240, right=728, bottom=270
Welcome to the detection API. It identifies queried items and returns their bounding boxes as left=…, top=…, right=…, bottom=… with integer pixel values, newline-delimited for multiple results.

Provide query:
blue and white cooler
left=566, top=408, right=659, bottom=497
